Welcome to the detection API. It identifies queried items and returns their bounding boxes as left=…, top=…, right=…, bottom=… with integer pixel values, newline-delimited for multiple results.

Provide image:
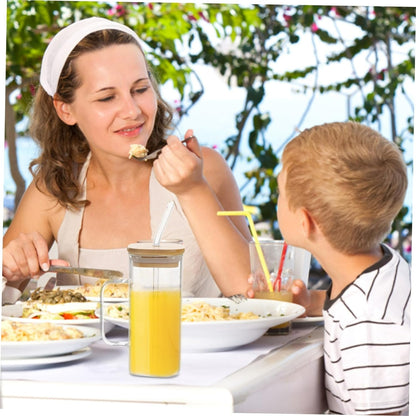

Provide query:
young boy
left=277, top=122, right=410, bottom=415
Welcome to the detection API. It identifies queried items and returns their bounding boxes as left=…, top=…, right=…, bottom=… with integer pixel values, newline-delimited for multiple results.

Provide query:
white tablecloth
left=2, top=325, right=319, bottom=387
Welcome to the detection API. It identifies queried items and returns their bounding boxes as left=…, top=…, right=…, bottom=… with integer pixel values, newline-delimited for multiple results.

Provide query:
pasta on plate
left=75, top=279, right=128, bottom=299
left=1, top=320, right=84, bottom=342
left=181, top=301, right=259, bottom=322
left=105, top=301, right=260, bottom=322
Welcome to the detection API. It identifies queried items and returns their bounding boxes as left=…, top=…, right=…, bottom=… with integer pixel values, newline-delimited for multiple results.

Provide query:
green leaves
left=6, top=2, right=414, bottom=239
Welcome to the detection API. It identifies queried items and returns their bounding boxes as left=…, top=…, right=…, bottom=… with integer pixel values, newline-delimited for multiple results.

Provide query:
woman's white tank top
left=56, top=154, right=220, bottom=297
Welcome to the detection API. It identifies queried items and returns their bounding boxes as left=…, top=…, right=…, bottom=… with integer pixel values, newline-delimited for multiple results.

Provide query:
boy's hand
left=247, top=275, right=323, bottom=318
left=292, top=280, right=326, bottom=317
left=246, top=274, right=255, bottom=298
left=246, top=273, right=269, bottom=298
left=291, top=279, right=311, bottom=317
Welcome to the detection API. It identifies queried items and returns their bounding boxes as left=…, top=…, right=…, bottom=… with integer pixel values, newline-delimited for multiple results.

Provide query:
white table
left=1, top=323, right=326, bottom=414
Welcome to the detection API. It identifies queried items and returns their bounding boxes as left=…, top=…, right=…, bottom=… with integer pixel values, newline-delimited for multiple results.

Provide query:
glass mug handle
left=100, top=279, right=128, bottom=346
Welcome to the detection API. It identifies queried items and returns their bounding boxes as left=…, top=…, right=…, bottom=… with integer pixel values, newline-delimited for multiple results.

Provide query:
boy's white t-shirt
left=323, top=244, right=410, bottom=415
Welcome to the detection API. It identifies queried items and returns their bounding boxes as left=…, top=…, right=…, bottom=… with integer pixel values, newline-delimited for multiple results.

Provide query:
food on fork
left=128, top=144, right=148, bottom=159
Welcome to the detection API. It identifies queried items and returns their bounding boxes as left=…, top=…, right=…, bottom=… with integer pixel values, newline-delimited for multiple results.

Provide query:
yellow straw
left=217, top=209, right=273, bottom=292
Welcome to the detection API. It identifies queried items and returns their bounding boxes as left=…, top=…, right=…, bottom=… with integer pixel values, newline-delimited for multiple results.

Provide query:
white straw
left=153, top=201, right=175, bottom=246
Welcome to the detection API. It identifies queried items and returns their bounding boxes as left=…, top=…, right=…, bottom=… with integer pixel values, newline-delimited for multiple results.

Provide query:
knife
left=48, top=265, right=123, bottom=280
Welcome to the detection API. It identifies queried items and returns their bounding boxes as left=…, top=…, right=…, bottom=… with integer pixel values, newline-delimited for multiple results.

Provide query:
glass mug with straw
left=249, top=239, right=294, bottom=333
left=100, top=240, right=185, bottom=377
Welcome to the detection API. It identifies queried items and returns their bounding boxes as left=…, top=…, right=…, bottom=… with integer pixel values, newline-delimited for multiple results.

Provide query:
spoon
left=132, top=135, right=195, bottom=161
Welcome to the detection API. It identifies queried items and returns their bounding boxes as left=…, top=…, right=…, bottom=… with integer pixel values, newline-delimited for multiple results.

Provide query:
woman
left=2, top=17, right=251, bottom=298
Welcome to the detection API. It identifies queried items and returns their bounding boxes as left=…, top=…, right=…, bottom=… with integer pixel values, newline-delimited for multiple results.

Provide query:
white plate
left=2, top=303, right=114, bottom=333
left=294, top=316, right=324, bottom=324
left=1, top=325, right=100, bottom=359
left=85, top=295, right=127, bottom=303
left=55, top=285, right=128, bottom=303
left=2, top=347, right=92, bottom=370
left=98, top=297, right=305, bottom=352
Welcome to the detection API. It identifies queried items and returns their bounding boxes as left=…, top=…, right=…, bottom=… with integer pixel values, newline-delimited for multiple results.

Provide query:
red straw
left=273, top=242, right=288, bottom=292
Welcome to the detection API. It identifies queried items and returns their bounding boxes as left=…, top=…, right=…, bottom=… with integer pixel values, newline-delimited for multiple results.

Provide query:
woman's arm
left=3, top=181, right=60, bottom=283
left=153, top=134, right=251, bottom=296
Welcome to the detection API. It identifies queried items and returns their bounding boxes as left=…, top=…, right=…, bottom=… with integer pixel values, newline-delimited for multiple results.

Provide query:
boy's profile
left=278, top=122, right=410, bottom=414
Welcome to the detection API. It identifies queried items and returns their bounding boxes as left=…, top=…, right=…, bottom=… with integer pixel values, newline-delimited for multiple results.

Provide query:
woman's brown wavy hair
left=29, top=29, right=173, bottom=209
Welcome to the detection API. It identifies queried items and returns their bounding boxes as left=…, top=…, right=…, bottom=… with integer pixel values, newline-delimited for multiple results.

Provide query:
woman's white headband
left=40, top=17, right=142, bottom=97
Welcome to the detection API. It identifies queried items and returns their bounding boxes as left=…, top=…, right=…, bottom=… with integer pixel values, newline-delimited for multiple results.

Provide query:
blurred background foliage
left=5, top=1, right=414, bottom=259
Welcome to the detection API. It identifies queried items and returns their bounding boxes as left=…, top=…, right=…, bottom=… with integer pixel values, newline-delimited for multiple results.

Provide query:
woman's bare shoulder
left=14, top=181, right=65, bottom=226
left=200, top=146, right=243, bottom=205
left=23, top=180, right=62, bottom=208
left=201, top=146, right=233, bottom=179
left=4, top=180, right=65, bottom=245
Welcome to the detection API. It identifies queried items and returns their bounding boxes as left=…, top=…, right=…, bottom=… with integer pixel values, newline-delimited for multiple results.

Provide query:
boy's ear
left=53, top=99, right=77, bottom=126
left=299, top=208, right=316, bottom=238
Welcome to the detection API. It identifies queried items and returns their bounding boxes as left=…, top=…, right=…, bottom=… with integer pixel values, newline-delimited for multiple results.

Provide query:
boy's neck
left=314, top=244, right=384, bottom=299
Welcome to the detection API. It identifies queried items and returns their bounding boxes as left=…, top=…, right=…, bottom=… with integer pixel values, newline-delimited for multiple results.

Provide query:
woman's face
left=62, top=43, right=158, bottom=158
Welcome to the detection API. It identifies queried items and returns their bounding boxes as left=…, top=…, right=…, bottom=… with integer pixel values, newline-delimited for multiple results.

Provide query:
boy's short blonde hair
left=281, top=122, right=408, bottom=254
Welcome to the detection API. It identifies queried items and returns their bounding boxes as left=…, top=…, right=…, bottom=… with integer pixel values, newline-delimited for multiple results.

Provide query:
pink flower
left=311, top=22, right=318, bottom=33
left=16, top=93, right=22, bottom=100
left=198, top=11, right=209, bottom=23
left=115, top=5, right=127, bottom=17
left=377, top=69, right=387, bottom=80
left=283, top=14, right=291, bottom=23
left=108, top=4, right=126, bottom=17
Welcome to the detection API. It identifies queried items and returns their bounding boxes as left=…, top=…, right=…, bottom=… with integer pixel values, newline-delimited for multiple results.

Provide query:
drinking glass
left=101, top=240, right=184, bottom=377
left=249, top=239, right=294, bottom=333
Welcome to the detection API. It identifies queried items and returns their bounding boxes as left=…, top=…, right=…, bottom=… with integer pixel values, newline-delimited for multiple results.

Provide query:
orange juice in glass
left=130, top=289, right=181, bottom=377
left=127, top=240, right=184, bottom=377
left=249, top=240, right=294, bottom=334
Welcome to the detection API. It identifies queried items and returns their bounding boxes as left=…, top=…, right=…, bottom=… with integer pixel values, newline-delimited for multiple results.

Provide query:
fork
left=132, top=135, right=195, bottom=161
left=226, top=294, right=247, bottom=304
left=19, top=276, right=56, bottom=302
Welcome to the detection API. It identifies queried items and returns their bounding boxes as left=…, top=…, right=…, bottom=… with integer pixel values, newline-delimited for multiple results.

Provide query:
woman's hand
left=153, top=129, right=205, bottom=195
left=153, top=128, right=252, bottom=296
left=2, top=232, right=68, bottom=282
